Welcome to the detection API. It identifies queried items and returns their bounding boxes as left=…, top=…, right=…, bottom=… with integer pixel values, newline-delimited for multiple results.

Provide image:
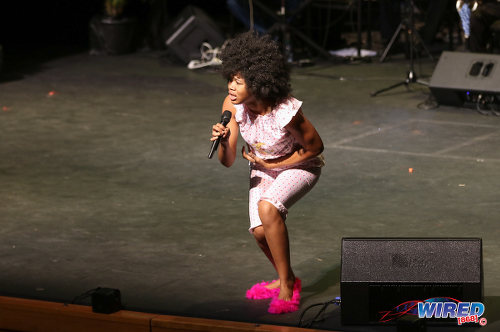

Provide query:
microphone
left=208, top=110, right=232, bottom=159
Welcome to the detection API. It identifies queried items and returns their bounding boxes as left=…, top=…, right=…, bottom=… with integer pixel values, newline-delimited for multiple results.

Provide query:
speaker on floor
left=429, top=51, right=500, bottom=108
left=341, top=238, right=483, bottom=325
left=164, top=6, right=225, bottom=64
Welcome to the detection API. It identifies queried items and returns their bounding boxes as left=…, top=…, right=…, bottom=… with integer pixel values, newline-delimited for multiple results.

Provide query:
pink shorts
left=248, top=165, right=321, bottom=231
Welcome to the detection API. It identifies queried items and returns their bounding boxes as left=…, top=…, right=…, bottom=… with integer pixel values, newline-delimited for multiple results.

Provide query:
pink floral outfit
left=234, top=97, right=324, bottom=231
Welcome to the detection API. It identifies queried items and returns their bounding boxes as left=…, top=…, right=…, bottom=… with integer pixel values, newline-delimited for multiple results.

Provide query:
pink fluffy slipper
left=246, top=280, right=280, bottom=300
left=268, top=278, right=301, bottom=314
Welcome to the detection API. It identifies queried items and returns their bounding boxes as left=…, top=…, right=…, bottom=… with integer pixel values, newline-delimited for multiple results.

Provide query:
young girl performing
left=210, top=32, right=324, bottom=314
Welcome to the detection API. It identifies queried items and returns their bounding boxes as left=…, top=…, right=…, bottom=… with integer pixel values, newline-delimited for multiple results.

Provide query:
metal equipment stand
left=252, top=0, right=332, bottom=60
left=371, top=0, right=429, bottom=97
left=379, top=0, right=433, bottom=63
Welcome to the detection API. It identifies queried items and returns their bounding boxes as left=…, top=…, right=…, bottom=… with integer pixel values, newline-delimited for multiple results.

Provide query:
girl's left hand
left=242, top=146, right=273, bottom=169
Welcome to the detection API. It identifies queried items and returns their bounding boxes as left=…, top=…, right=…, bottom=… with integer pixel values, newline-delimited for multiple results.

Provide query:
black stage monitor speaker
left=429, top=51, right=500, bottom=108
left=341, top=238, right=483, bottom=325
left=165, top=6, right=225, bottom=64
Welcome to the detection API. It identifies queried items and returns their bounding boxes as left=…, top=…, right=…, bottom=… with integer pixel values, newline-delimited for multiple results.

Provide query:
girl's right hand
left=211, top=123, right=230, bottom=142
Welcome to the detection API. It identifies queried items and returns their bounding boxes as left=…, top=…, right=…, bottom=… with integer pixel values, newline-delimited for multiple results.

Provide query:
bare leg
left=253, top=226, right=277, bottom=270
left=258, top=201, right=295, bottom=301
left=252, top=226, right=281, bottom=289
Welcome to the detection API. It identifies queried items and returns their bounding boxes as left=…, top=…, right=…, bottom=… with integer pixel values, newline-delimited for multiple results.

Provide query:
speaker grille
left=341, top=238, right=481, bottom=283
left=340, top=238, right=483, bottom=325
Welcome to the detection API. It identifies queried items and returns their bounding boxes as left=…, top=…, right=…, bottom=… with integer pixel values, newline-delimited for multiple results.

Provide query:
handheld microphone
left=208, top=110, right=232, bottom=159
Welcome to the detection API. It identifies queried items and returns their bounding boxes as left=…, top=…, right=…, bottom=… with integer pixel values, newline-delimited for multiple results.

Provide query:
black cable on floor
left=298, top=297, right=341, bottom=328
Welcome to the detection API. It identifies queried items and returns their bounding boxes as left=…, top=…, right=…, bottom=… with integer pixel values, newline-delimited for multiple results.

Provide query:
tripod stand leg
left=412, top=29, right=434, bottom=61
left=379, top=23, right=404, bottom=63
left=415, top=79, right=429, bottom=87
left=370, top=80, right=408, bottom=97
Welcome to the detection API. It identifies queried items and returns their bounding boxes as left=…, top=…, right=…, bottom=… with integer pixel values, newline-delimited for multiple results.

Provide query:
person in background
left=468, top=0, right=500, bottom=52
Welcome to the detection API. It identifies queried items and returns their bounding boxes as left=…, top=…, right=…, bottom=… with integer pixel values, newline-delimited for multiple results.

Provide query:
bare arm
left=210, top=95, right=239, bottom=167
left=242, top=108, right=323, bottom=169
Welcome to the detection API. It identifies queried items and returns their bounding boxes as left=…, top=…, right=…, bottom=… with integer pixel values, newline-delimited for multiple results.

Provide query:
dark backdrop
left=0, top=0, right=230, bottom=49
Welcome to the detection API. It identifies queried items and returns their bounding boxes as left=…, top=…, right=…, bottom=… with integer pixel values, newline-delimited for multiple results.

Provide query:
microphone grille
left=221, top=110, right=232, bottom=125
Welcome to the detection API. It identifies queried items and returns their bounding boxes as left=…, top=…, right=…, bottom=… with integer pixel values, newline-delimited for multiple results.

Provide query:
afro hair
left=220, top=32, right=291, bottom=107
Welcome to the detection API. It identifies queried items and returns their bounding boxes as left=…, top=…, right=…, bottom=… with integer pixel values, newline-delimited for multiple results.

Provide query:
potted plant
left=104, top=0, right=127, bottom=20
left=89, top=0, right=138, bottom=55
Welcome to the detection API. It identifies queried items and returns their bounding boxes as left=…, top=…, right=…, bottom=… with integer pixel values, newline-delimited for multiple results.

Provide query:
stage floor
left=0, top=49, right=499, bottom=331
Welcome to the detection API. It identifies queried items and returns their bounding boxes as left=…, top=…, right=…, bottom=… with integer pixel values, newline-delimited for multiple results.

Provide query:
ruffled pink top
left=234, top=97, right=324, bottom=168
left=234, top=97, right=302, bottom=160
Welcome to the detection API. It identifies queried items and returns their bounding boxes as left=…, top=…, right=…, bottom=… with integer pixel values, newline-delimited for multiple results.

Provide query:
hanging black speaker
left=340, top=238, right=483, bottom=325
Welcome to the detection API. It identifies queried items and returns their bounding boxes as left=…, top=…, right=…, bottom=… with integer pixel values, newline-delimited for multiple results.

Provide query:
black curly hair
left=220, top=32, right=291, bottom=107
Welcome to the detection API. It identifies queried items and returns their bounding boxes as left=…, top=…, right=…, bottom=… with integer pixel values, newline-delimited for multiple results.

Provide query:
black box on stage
left=340, top=238, right=483, bottom=325
left=429, top=51, right=500, bottom=108
left=91, top=287, right=122, bottom=314
left=164, top=6, right=225, bottom=64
